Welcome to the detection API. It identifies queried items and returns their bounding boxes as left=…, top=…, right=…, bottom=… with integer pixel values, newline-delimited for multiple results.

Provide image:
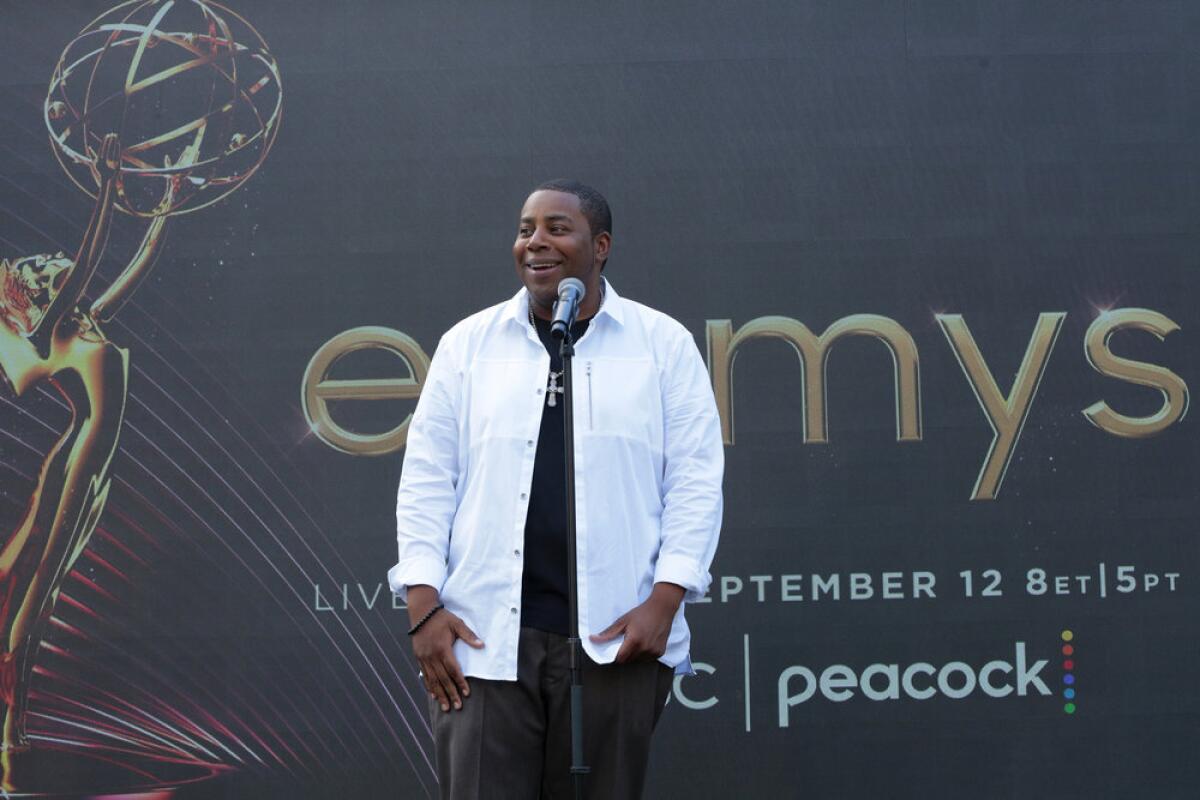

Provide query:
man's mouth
left=525, top=262, right=560, bottom=272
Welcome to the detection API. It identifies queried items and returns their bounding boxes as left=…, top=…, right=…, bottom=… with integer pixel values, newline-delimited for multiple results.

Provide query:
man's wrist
left=406, top=585, right=442, bottom=625
left=648, top=582, right=686, bottom=613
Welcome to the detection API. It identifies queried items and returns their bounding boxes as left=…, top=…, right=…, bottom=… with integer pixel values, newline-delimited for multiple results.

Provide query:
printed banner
left=0, top=1, right=1194, bottom=797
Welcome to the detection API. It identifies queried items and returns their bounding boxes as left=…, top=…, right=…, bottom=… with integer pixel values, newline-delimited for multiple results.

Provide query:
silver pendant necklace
left=545, top=370, right=563, bottom=407
left=529, top=281, right=605, bottom=408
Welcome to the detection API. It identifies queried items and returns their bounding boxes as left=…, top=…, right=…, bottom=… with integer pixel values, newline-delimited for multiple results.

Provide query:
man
left=389, top=180, right=723, bottom=798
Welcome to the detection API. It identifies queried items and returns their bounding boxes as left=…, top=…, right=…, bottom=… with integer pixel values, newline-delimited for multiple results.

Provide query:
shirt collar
left=504, top=278, right=626, bottom=331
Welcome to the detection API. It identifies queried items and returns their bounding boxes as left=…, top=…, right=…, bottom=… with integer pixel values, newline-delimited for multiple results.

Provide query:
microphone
left=550, top=278, right=586, bottom=340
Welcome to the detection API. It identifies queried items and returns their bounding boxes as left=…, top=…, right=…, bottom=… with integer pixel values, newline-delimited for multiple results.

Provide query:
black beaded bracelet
left=407, top=603, right=444, bottom=636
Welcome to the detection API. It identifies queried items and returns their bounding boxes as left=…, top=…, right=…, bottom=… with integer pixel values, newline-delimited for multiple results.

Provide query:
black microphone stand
left=558, top=327, right=589, bottom=799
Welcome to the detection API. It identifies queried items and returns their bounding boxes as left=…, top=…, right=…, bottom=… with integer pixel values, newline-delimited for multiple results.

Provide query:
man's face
left=512, top=190, right=610, bottom=316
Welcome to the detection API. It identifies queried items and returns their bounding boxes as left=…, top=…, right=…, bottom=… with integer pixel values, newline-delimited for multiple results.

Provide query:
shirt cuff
left=387, top=556, right=447, bottom=603
left=653, top=553, right=710, bottom=603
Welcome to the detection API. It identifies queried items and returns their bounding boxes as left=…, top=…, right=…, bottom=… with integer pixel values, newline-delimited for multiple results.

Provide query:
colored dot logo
left=1061, top=629, right=1076, bottom=714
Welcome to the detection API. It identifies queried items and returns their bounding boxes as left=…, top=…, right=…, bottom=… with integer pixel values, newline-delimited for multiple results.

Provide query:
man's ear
left=593, top=231, right=612, bottom=269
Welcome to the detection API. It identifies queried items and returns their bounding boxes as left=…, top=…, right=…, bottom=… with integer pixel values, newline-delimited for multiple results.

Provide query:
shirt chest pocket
left=580, top=356, right=663, bottom=442
left=463, top=358, right=541, bottom=445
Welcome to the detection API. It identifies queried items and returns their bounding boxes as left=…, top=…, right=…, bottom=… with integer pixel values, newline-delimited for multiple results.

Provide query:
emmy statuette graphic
left=0, top=0, right=280, bottom=791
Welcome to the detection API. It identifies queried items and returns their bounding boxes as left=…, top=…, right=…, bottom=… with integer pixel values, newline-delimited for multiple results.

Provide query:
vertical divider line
left=743, top=633, right=751, bottom=732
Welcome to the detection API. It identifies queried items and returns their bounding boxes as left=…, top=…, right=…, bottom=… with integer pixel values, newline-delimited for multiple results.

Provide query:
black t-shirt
left=520, top=313, right=590, bottom=636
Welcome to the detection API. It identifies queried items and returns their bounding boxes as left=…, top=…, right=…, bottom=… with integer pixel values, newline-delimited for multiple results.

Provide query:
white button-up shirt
left=389, top=282, right=723, bottom=680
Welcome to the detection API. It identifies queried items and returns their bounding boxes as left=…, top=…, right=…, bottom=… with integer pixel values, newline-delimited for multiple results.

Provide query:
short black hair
left=534, top=179, right=612, bottom=239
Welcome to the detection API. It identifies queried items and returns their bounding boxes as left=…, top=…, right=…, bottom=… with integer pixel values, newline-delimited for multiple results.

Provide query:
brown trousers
left=429, top=627, right=674, bottom=800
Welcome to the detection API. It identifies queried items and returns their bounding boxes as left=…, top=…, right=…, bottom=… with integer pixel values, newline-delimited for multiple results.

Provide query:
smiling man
left=390, top=180, right=723, bottom=799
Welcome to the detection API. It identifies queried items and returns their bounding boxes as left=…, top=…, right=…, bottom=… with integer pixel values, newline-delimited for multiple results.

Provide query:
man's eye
left=518, top=228, right=532, bottom=236
left=550, top=226, right=566, bottom=234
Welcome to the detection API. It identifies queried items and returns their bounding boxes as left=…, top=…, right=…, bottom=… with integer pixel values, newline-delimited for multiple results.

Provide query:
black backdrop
left=0, top=1, right=1196, bottom=797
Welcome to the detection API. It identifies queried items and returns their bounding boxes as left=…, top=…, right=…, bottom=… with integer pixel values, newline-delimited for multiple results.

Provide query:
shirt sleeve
left=653, top=327, right=724, bottom=603
left=388, top=332, right=462, bottom=601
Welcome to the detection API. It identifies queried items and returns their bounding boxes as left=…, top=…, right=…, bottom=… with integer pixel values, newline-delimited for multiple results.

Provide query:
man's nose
left=527, top=225, right=549, bottom=249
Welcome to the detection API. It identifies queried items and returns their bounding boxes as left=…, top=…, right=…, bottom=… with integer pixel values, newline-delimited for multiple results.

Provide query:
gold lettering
left=936, top=313, right=1065, bottom=501
left=1082, top=308, right=1188, bottom=437
left=706, top=315, right=922, bottom=445
left=302, top=326, right=429, bottom=456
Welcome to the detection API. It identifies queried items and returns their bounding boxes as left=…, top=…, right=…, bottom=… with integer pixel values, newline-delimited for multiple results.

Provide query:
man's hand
left=407, top=586, right=484, bottom=712
left=590, top=583, right=685, bottom=663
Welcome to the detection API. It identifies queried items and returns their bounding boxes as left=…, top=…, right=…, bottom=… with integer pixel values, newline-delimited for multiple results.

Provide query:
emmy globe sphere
left=45, top=0, right=282, bottom=218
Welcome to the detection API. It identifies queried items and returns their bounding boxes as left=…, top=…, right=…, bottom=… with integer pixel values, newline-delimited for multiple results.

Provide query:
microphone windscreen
left=557, top=277, right=586, bottom=299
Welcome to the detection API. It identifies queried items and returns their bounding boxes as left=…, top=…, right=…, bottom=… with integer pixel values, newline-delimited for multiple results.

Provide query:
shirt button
left=526, top=439, right=534, bottom=447
left=536, top=388, right=543, bottom=395
left=514, top=548, right=521, bottom=556
left=520, top=492, right=527, bottom=501
left=510, top=607, right=518, bottom=614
